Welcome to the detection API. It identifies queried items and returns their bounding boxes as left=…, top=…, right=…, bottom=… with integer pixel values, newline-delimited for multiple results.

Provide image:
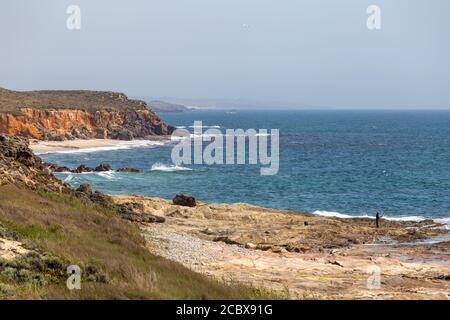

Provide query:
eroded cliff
left=0, top=88, right=174, bottom=140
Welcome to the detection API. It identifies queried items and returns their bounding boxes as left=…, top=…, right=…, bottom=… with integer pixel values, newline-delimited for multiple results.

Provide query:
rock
left=245, top=242, right=257, bottom=249
left=0, top=135, right=37, bottom=167
left=46, top=163, right=71, bottom=173
left=116, top=201, right=165, bottom=224
left=256, top=244, right=273, bottom=251
left=173, top=194, right=196, bottom=207
left=89, top=191, right=114, bottom=207
left=271, top=247, right=284, bottom=253
left=94, top=128, right=108, bottom=139
left=327, top=260, right=344, bottom=267
left=51, top=134, right=66, bottom=141
left=285, top=245, right=308, bottom=253
left=116, top=167, right=143, bottom=173
left=200, top=228, right=216, bottom=236
left=0, top=135, right=70, bottom=191
left=119, top=202, right=145, bottom=213
left=76, top=183, right=92, bottom=196
left=55, top=166, right=71, bottom=173
left=0, top=89, right=175, bottom=141
left=94, top=163, right=112, bottom=172
left=122, top=212, right=165, bottom=223
left=213, top=236, right=240, bottom=245
left=73, top=165, right=94, bottom=173
left=111, top=129, right=134, bottom=140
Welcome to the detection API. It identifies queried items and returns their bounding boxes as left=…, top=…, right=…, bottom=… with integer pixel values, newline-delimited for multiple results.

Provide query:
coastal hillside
left=147, top=100, right=190, bottom=113
left=0, top=135, right=270, bottom=299
left=0, top=88, right=175, bottom=141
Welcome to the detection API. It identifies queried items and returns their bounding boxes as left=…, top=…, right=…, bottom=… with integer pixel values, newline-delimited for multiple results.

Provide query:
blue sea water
left=39, top=110, right=450, bottom=221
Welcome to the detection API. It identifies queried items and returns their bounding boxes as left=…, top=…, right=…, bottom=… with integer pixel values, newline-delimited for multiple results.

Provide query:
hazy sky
left=1, top=0, right=449, bottom=108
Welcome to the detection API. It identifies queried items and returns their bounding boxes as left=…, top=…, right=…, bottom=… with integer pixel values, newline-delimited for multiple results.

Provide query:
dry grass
left=0, top=184, right=276, bottom=299
left=0, top=88, right=147, bottom=114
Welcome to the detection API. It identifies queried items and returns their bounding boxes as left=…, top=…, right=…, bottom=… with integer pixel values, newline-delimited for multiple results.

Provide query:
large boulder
left=172, top=194, right=196, bottom=207
left=73, top=165, right=94, bottom=173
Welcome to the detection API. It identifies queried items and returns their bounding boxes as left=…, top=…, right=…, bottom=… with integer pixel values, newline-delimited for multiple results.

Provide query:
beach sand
left=30, top=137, right=170, bottom=154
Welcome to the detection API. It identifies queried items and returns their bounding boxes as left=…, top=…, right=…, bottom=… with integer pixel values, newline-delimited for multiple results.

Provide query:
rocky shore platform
left=112, top=194, right=450, bottom=299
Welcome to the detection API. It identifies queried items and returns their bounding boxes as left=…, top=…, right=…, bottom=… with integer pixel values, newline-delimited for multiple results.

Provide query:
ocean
left=39, top=110, right=450, bottom=223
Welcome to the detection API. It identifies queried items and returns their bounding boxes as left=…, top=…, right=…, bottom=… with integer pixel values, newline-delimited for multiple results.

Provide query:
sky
left=1, top=0, right=449, bottom=109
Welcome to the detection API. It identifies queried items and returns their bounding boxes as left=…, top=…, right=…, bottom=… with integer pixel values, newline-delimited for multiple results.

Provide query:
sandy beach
left=29, top=138, right=170, bottom=154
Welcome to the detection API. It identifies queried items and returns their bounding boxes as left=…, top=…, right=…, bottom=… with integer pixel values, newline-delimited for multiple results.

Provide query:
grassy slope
left=0, top=184, right=273, bottom=299
left=0, top=88, right=146, bottom=114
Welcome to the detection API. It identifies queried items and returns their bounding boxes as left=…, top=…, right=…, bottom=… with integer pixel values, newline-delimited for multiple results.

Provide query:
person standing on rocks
left=375, top=212, right=383, bottom=228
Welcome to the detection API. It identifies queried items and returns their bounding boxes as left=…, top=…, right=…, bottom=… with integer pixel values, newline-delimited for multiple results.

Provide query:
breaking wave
left=189, top=125, right=221, bottom=129
left=312, top=210, right=450, bottom=229
left=60, top=170, right=119, bottom=181
left=150, top=163, right=192, bottom=172
left=35, top=140, right=167, bottom=155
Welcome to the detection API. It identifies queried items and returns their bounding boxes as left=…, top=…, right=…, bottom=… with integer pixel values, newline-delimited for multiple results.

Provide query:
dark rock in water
left=94, top=163, right=112, bottom=172
left=173, top=194, right=196, bottom=207
left=73, top=165, right=94, bottom=173
left=117, top=167, right=143, bottom=173
left=47, top=163, right=71, bottom=173
left=76, top=183, right=92, bottom=196
left=56, top=166, right=72, bottom=173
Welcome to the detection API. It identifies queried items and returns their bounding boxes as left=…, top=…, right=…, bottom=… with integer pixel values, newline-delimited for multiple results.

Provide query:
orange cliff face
left=0, top=108, right=175, bottom=141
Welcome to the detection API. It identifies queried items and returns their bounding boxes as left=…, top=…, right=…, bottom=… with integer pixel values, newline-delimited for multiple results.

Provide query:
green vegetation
left=0, top=184, right=275, bottom=299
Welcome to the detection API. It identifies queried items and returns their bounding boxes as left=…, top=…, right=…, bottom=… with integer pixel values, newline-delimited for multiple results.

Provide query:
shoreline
left=30, top=137, right=171, bottom=154
left=30, top=137, right=450, bottom=298
left=111, top=194, right=450, bottom=299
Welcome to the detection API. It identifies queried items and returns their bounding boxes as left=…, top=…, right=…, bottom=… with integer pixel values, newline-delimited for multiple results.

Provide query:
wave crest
left=36, top=140, right=167, bottom=155
left=151, top=163, right=192, bottom=172
left=312, top=210, right=449, bottom=229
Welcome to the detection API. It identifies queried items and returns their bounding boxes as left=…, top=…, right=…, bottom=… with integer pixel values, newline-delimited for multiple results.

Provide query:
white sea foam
left=189, top=125, right=221, bottom=129
left=60, top=170, right=119, bottom=180
left=96, top=171, right=118, bottom=180
left=170, top=133, right=221, bottom=141
left=63, top=174, right=74, bottom=182
left=312, top=210, right=449, bottom=229
left=151, top=163, right=192, bottom=172
left=35, top=140, right=166, bottom=155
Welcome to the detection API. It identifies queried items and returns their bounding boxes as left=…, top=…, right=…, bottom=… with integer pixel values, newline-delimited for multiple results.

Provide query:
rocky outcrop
left=0, top=89, right=175, bottom=141
left=0, top=135, right=164, bottom=226
left=117, top=202, right=166, bottom=224
left=0, top=108, right=174, bottom=141
left=48, top=163, right=142, bottom=173
left=0, top=135, right=69, bottom=192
